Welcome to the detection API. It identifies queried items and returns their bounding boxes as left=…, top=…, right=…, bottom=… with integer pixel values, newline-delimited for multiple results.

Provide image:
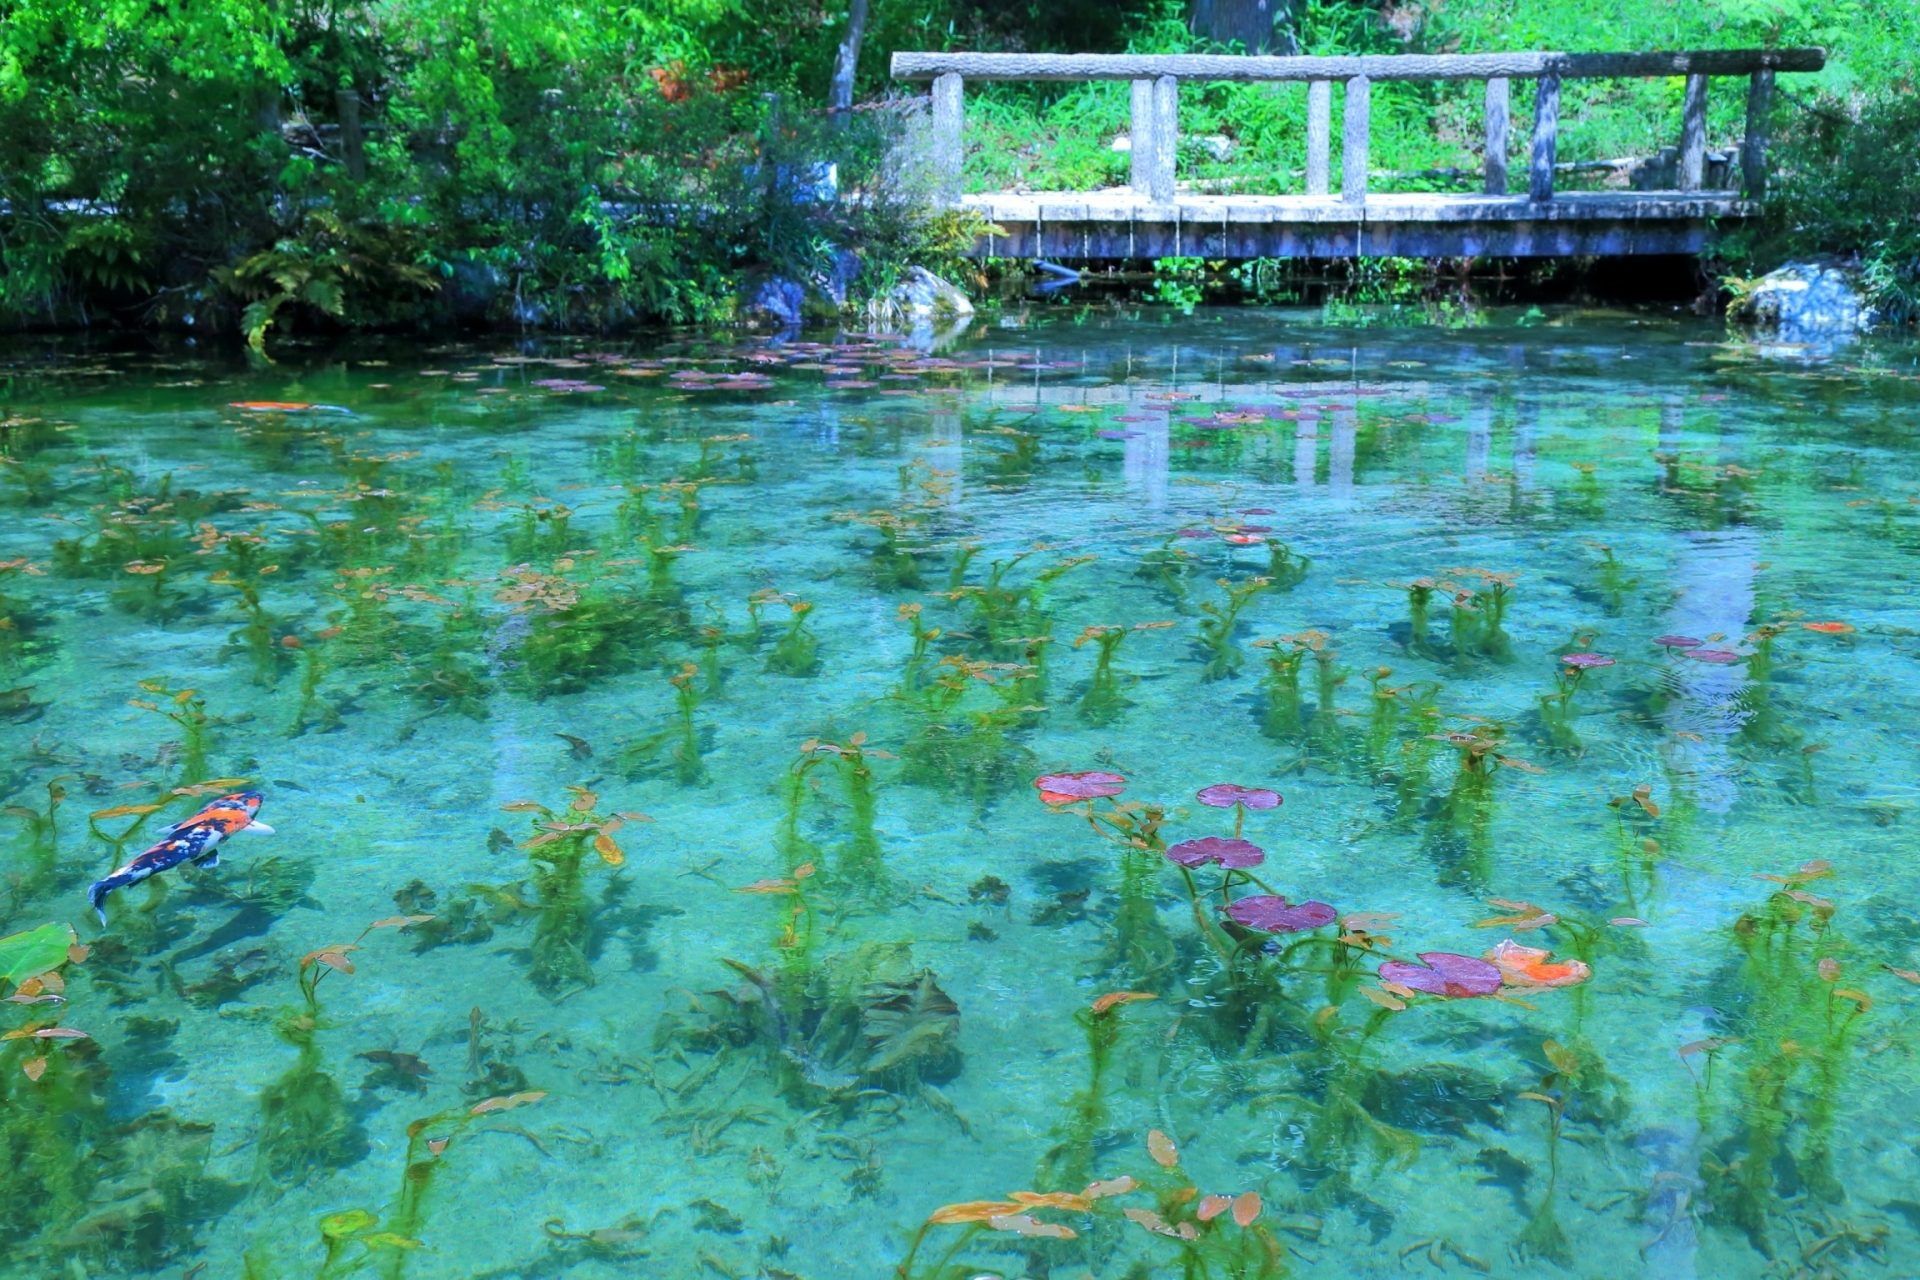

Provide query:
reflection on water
left=2, top=310, right=1919, bottom=1278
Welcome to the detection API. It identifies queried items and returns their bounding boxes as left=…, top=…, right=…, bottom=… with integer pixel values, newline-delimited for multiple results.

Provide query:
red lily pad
left=1225, top=895, right=1336, bottom=933
left=1378, top=952, right=1502, bottom=997
left=1166, top=837, right=1265, bottom=869
left=1033, top=771, right=1127, bottom=804
left=1196, top=783, right=1281, bottom=810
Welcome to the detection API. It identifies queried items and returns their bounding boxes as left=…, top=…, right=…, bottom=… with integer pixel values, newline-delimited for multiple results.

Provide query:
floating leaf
left=1379, top=953, right=1502, bottom=998
left=470, top=1090, right=547, bottom=1115
left=90, top=803, right=165, bottom=819
left=1232, top=1192, right=1262, bottom=1227
left=735, top=879, right=797, bottom=895
left=31, top=1027, right=88, bottom=1039
left=1091, top=991, right=1156, bottom=1015
left=1342, top=911, right=1401, bottom=931
left=1360, top=986, right=1406, bottom=1011
left=364, top=1234, right=423, bottom=1250
left=1032, top=771, right=1127, bottom=805
left=927, top=1200, right=1024, bottom=1225
left=1225, top=895, right=1336, bottom=933
left=1195, top=783, right=1282, bottom=810
left=1197, top=1194, right=1233, bottom=1222
left=1487, top=940, right=1591, bottom=990
left=1084, top=1176, right=1137, bottom=1200
left=593, top=833, right=624, bottom=866
left=988, top=1214, right=1076, bottom=1239
left=1147, top=1129, right=1179, bottom=1168
left=1609, top=917, right=1649, bottom=927
left=1817, top=957, right=1840, bottom=982
left=501, top=801, right=547, bottom=813
left=0, top=922, right=77, bottom=986
left=427, top=1138, right=450, bottom=1156
left=22, top=1057, right=46, bottom=1082
left=321, top=1210, right=380, bottom=1240
left=1885, top=965, right=1920, bottom=986
left=1166, top=837, right=1265, bottom=869
left=1832, top=988, right=1872, bottom=1011
left=1125, top=1208, right=1198, bottom=1240
left=369, top=915, right=435, bottom=930
left=792, top=863, right=816, bottom=880
left=1009, top=1191, right=1091, bottom=1211
left=1679, top=1037, right=1736, bottom=1058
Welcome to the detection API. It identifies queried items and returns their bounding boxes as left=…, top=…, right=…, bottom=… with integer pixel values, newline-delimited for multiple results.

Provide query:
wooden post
left=1129, top=79, right=1156, bottom=194
left=1528, top=71, right=1560, bottom=202
left=1305, top=79, right=1331, bottom=196
left=1150, top=74, right=1179, bottom=203
left=335, top=89, right=366, bottom=181
left=1483, top=76, right=1508, bottom=195
left=1679, top=73, right=1708, bottom=191
left=1742, top=67, right=1774, bottom=199
left=931, top=71, right=964, bottom=205
left=1341, top=75, right=1370, bottom=203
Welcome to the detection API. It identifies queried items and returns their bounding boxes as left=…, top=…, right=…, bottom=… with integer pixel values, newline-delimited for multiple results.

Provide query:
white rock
left=1731, top=261, right=1870, bottom=340
left=890, top=267, right=975, bottom=319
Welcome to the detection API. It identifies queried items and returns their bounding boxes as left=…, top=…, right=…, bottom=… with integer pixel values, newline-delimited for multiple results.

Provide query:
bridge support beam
left=931, top=71, right=964, bottom=205
left=1149, top=75, right=1179, bottom=203
left=1679, top=73, right=1708, bottom=191
left=1483, top=77, right=1509, bottom=194
left=1129, top=79, right=1156, bottom=195
left=1742, top=68, right=1774, bottom=198
left=1341, top=75, right=1370, bottom=203
left=1528, top=70, right=1560, bottom=202
left=1305, top=80, right=1331, bottom=196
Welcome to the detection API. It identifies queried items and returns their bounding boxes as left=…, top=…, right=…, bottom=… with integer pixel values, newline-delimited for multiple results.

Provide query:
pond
left=3, top=308, right=1919, bottom=1279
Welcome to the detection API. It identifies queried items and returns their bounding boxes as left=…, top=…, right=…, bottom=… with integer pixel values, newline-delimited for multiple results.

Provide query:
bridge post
left=1150, top=74, right=1179, bottom=203
left=1528, top=70, right=1560, bottom=202
left=1305, top=80, right=1331, bottom=196
left=1341, top=76, right=1370, bottom=203
left=1679, top=73, right=1708, bottom=191
left=931, top=71, right=964, bottom=205
left=1129, top=79, right=1156, bottom=195
left=1483, top=77, right=1509, bottom=195
left=1742, top=68, right=1774, bottom=198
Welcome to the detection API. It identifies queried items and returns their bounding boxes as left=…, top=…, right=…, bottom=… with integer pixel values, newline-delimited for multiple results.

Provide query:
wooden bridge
left=890, top=48, right=1824, bottom=259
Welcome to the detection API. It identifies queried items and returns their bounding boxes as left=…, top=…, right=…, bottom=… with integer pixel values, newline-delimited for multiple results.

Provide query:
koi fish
left=87, top=791, right=273, bottom=925
left=228, top=401, right=353, bottom=414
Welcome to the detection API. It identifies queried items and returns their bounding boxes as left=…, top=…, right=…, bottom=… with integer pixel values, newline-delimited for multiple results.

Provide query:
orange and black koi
left=87, top=791, right=273, bottom=924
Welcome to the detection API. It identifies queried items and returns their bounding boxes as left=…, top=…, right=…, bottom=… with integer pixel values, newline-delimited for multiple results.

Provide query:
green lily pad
left=0, top=922, right=76, bottom=986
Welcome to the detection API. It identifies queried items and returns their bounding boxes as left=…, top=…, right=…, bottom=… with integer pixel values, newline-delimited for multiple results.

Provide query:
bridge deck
left=962, top=190, right=1754, bottom=260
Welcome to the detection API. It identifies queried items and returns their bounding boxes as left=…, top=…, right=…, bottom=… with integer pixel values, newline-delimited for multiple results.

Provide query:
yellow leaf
left=1885, top=965, right=1920, bottom=986
left=90, top=803, right=164, bottom=819
left=988, top=1214, right=1076, bottom=1239
left=363, top=1234, right=423, bottom=1250
left=1197, top=1194, right=1233, bottom=1222
left=1008, top=1191, right=1091, bottom=1211
left=1361, top=986, right=1406, bottom=1012
left=22, top=1057, right=46, bottom=1082
left=1091, top=991, right=1156, bottom=1015
left=735, top=879, right=795, bottom=895
left=501, top=801, right=546, bottom=813
left=1084, top=1176, right=1137, bottom=1200
left=1231, top=1191, right=1263, bottom=1227
left=369, top=915, right=435, bottom=929
left=1832, top=988, right=1872, bottom=1011
left=927, top=1200, right=1023, bottom=1225
left=592, top=833, right=624, bottom=866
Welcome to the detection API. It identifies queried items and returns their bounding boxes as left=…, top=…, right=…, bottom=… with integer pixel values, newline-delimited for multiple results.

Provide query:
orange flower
left=1486, top=939, right=1591, bottom=989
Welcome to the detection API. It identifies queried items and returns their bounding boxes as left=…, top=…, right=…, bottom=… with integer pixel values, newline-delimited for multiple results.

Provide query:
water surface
left=3, top=310, right=1920, bottom=1279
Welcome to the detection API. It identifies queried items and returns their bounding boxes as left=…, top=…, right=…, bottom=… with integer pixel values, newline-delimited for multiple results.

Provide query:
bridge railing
left=890, top=49, right=1824, bottom=207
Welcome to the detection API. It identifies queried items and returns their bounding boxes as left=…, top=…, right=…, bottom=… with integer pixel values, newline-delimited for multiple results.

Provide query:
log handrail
left=890, top=48, right=1824, bottom=82
left=891, top=47, right=1824, bottom=209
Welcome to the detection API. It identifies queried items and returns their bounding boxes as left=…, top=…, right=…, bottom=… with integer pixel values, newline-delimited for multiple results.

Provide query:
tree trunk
left=828, top=0, right=871, bottom=113
left=1190, top=0, right=1292, bottom=55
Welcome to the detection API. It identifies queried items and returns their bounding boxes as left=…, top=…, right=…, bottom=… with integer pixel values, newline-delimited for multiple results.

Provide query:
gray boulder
left=743, top=276, right=806, bottom=326
left=1730, top=261, right=1870, bottom=340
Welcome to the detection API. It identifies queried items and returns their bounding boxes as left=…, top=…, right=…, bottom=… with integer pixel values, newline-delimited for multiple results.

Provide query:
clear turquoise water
left=3, top=310, right=1920, bottom=1279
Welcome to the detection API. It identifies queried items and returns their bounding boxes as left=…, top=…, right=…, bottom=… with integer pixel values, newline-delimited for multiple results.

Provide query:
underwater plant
left=1194, top=576, right=1273, bottom=680
left=1034, top=991, right=1157, bottom=1195
left=486, top=788, right=646, bottom=996
left=1698, top=860, right=1876, bottom=1253
left=128, top=678, right=218, bottom=785
left=1537, top=651, right=1614, bottom=752
left=1420, top=722, right=1540, bottom=889
left=256, top=916, right=432, bottom=1187
left=1263, top=538, right=1310, bottom=590
left=834, top=509, right=925, bottom=591
left=498, top=559, right=686, bottom=696
left=1, top=921, right=240, bottom=1269
left=0, top=556, right=52, bottom=668
left=787, top=734, right=891, bottom=885
left=316, top=1089, right=548, bottom=1279
left=1582, top=542, right=1640, bottom=616
left=764, top=596, right=821, bottom=677
left=1071, top=621, right=1171, bottom=725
